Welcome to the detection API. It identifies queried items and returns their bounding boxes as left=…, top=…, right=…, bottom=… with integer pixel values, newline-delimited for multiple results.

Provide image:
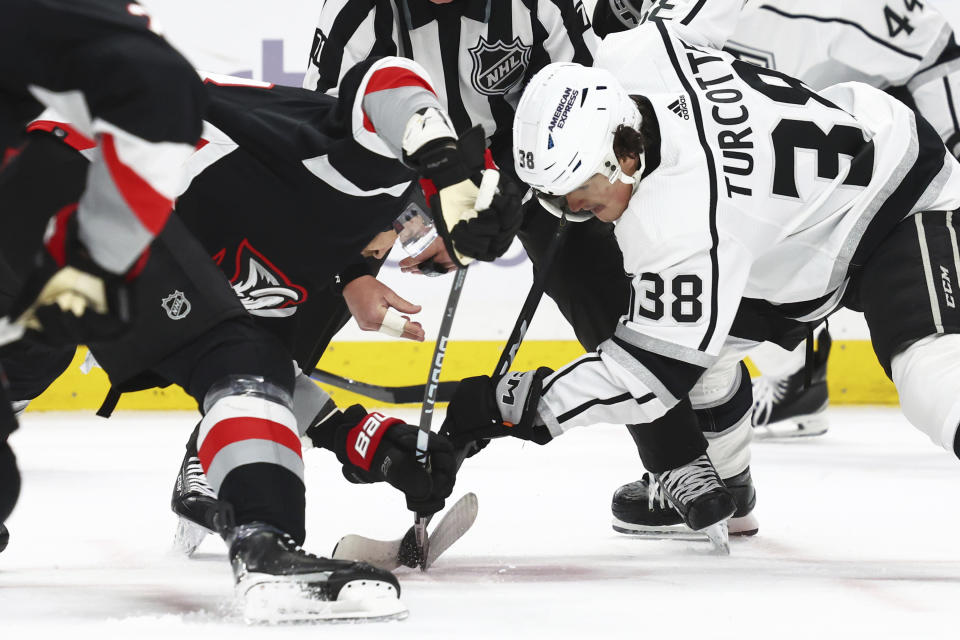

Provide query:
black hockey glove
left=321, top=404, right=457, bottom=515
left=447, top=172, right=523, bottom=262
left=440, top=367, right=555, bottom=453
left=403, top=109, right=522, bottom=267
left=7, top=205, right=134, bottom=347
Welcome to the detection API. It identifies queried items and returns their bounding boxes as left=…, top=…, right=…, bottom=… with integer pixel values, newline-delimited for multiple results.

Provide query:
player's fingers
left=398, top=255, right=425, bottom=270
left=402, top=319, right=425, bottom=342
left=385, top=289, right=421, bottom=314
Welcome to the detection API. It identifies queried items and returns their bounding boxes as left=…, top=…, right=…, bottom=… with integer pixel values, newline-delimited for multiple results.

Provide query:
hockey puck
left=0, top=523, right=8, bottom=553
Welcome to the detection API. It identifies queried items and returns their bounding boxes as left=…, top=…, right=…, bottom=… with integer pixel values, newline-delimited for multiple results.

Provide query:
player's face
left=564, top=173, right=634, bottom=222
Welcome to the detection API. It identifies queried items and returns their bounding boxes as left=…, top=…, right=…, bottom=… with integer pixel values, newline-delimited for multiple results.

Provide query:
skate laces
left=183, top=456, right=216, bottom=498
left=658, top=456, right=723, bottom=506
left=644, top=472, right=668, bottom=510
left=751, top=375, right=788, bottom=427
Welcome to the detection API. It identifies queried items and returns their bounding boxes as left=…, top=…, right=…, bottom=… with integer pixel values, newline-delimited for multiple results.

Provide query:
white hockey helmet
left=514, top=62, right=642, bottom=221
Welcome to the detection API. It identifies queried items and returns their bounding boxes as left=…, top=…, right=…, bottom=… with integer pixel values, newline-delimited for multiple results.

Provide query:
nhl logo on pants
left=161, top=290, right=192, bottom=320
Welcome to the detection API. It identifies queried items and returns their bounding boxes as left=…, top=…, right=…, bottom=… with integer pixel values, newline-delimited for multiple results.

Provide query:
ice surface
left=2, top=408, right=958, bottom=639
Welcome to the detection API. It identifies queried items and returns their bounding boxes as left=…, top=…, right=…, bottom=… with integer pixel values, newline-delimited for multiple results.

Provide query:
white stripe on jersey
left=917, top=214, right=945, bottom=334
left=301, top=155, right=410, bottom=197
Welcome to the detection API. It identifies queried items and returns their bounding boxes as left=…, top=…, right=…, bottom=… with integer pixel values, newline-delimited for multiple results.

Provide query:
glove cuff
left=402, top=107, right=458, bottom=177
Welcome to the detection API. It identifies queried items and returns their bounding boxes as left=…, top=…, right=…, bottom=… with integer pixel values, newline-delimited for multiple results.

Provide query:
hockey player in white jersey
left=439, top=8, right=960, bottom=548
left=594, top=0, right=960, bottom=437
left=588, top=0, right=960, bottom=537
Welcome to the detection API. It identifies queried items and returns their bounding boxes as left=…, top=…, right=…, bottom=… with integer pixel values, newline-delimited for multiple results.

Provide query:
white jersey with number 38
left=536, top=15, right=960, bottom=436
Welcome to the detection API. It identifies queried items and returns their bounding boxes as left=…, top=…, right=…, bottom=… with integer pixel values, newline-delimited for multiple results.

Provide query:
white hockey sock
left=705, top=416, right=753, bottom=479
left=891, top=334, right=960, bottom=454
left=690, top=352, right=753, bottom=479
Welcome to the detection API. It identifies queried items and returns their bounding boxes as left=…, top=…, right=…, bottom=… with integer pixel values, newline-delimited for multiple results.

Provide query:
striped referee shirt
left=304, top=0, right=598, bottom=171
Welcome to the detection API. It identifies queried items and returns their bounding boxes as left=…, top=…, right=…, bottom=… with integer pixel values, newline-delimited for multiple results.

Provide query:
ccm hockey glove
left=403, top=108, right=522, bottom=267
left=8, top=204, right=134, bottom=346
left=323, top=404, right=457, bottom=514
left=440, top=367, right=555, bottom=452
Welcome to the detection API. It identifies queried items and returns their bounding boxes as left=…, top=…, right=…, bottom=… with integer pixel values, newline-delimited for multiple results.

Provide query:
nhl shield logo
left=469, top=36, right=532, bottom=96
left=161, top=290, right=191, bottom=320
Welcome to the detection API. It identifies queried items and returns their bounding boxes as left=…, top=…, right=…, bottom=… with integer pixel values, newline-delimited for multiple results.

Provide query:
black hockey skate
left=0, top=523, right=8, bottom=553
left=171, top=448, right=232, bottom=556
left=612, top=467, right=758, bottom=538
left=229, top=522, right=407, bottom=623
left=751, top=330, right=831, bottom=438
left=629, top=455, right=737, bottom=553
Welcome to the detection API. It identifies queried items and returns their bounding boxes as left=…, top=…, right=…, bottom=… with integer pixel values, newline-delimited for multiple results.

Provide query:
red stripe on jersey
left=125, top=246, right=150, bottom=281
left=364, top=67, right=436, bottom=97
left=45, top=204, right=77, bottom=268
left=197, top=416, right=302, bottom=473
left=26, top=121, right=96, bottom=151
left=362, top=67, right=437, bottom=133
left=483, top=148, right=497, bottom=170
left=420, top=178, right=438, bottom=206
left=195, top=138, right=209, bottom=151
left=1, top=146, right=22, bottom=170
left=99, top=132, right=172, bottom=236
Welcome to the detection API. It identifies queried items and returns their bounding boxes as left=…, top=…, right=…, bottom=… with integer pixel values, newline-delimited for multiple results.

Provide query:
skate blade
left=173, top=517, right=211, bottom=557
left=754, top=413, right=829, bottom=440
left=614, top=515, right=753, bottom=541
left=239, top=575, right=407, bottom=624
left=612, top=517, right=706, bottom=540
left=701, top=520, right=730, bottom=555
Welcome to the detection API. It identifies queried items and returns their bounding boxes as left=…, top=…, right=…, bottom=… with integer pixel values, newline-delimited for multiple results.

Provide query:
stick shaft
left=414, top=266, right=468, bottom=564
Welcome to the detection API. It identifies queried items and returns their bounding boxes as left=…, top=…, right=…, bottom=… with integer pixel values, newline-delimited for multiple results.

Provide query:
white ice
left=2, top=407, right=958, bottom=639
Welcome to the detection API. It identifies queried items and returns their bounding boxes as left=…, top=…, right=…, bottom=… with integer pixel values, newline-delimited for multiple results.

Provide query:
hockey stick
left=414, top=266, right=469, bottom=569
left=332, top=492, right=478, bottom=571
left=454, top=212, right=570, bottom=465
left=309, top=369, right=460, bottom=405
left=493, top=214, right=568, bottom=379
left=311, top=214, right=572, bottom=406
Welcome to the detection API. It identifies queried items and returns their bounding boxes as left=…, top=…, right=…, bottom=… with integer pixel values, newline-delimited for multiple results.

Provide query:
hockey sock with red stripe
left=197, top=381, right=307, bottom=544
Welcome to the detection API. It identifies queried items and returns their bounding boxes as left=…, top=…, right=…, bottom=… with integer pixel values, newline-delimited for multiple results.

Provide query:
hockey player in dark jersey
left=0, top=0, right=205, bottom=577
left=439, top=10, right=960, bottom=554
left=0, top=55, right=520, bottom=619
left=0, top=0, right=205, bottom=342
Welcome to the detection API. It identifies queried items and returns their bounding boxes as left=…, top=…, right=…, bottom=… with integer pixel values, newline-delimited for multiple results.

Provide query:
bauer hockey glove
left=403, top=109, right=522, bottom=268
left=440, top=367, right=555, bottom=452
left=7, top=204, right=134, bottom=346
left=322, top=404, right=457, bottom=514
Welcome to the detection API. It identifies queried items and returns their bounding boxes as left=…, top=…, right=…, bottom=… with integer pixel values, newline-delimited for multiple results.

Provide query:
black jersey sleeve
left=0, top=0, right=205, bottom=275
